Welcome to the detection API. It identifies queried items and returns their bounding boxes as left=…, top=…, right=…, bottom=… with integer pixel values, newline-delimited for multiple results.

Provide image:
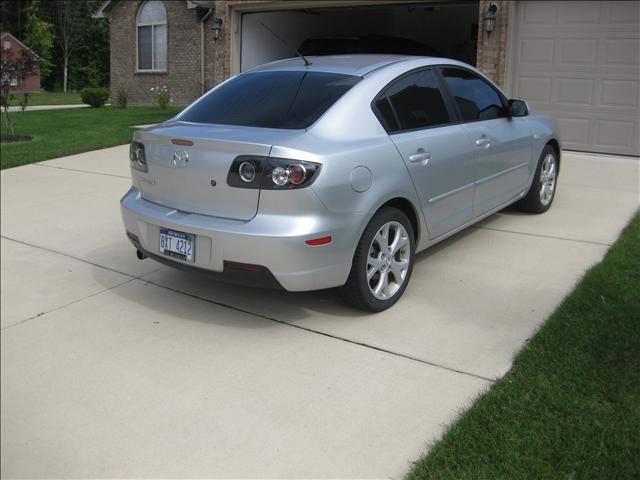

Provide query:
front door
left=440, top=67, right=533, bottom=215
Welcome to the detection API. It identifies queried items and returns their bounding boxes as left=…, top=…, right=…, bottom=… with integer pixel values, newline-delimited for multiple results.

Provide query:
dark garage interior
left=240, top=2, right=480, bottom=71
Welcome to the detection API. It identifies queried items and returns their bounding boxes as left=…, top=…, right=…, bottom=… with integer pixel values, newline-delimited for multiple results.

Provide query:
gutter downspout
left=201, top=7, right=214, bottom=95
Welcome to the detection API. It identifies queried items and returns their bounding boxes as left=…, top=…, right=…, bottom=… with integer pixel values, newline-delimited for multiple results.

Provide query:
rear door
left=375, top=68, right=475, bottom=239
left=439, top=67, right=533, bottom=215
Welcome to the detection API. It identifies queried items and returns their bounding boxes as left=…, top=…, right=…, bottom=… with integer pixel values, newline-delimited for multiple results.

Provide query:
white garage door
left=511, top=1, right=640, bottom=156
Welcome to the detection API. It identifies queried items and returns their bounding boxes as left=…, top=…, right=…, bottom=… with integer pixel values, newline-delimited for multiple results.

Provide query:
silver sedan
left=121, top=55, right=561, bottom=311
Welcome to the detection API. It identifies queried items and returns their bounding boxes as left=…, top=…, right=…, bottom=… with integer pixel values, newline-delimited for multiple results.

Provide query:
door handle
left=475, top=137, right=491, bottom=148
left=409, top=151, right=431, bottom=164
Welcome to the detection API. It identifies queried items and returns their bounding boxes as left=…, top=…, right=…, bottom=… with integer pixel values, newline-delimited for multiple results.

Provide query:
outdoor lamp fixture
left=211, top=17, right=223, bottom=41
left=483, top=2, right=498, bottom=37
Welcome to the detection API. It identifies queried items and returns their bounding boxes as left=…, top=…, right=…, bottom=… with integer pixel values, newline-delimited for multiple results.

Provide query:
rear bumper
left=120, top=187, right=365, bottom=291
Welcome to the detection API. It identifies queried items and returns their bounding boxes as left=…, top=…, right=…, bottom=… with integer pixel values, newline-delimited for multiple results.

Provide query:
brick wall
left=108, top=0, right=512, bottom=104
left=0, top=35, right=41, bottom=92
left=210, top=0, right=270, bottom=87
left=475, top=0, right=510, bottom=87
left=109, top=0, right=218, bottom=106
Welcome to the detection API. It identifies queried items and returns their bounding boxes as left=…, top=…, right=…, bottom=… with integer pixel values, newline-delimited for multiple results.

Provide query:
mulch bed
left=1, top=135, right=32, bottom=143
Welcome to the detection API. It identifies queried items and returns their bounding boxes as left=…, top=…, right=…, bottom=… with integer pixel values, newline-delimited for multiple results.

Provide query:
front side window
left=179, top=71, right=361, bottom=129
left=441, top=68, right=506, bottom=122
left=137, top=0, right=167, bottom=71
left=375, top=69, right=451, bottom=133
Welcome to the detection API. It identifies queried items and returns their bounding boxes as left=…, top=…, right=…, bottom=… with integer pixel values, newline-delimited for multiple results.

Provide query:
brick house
left=0, top=32, right=41, bottom=92
left=95, top=0, right=639, bottom=156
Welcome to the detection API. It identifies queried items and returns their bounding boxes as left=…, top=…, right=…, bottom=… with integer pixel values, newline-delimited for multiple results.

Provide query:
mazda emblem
left=172, top=150, right=189, bottom=168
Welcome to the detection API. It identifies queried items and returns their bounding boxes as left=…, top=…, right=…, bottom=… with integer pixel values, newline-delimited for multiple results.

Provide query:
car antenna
left=260, top=22, right=312, bottom=66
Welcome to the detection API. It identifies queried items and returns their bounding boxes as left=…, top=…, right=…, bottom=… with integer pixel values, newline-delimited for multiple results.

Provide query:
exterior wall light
left=211, top=17, right=223, bottom=41
left=483, top=3, right=498, bottom=37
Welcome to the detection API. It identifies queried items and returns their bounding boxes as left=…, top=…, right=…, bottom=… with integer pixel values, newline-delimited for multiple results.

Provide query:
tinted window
left=441, top=68, right=506, bottom=122
left=374, top=96, right=399, bottom=132
left=180, top=71, right=361, bottom=129
left=377, top=69, right=451, bottom=133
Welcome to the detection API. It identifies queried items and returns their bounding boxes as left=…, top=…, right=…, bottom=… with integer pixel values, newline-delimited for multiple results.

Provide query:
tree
left=23, top=0, right=54, bottom=83
left=1, top=48, right=38, bottom=137
left=54, top=0, right=83, bottom=92
left=69, top=0, right=109, bottom=89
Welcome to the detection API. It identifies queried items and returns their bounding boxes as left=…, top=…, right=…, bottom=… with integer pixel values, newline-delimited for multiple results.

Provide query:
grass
left=8, top=90, right=84, bottom=106
left=0, top=106, right=182, bottom=169
left=408, top=211, right=640, bottom=479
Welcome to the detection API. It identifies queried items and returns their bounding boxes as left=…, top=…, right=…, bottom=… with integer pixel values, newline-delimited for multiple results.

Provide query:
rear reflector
left=305, top=236, right=332, bottom=246
left=225, top=262, right=264, bottom=272
left=171, top=139, right=194, bottom=146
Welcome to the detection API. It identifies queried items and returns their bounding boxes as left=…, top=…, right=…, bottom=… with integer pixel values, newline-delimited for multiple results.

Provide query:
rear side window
left=179, top=71, right=360, bottom=129
left=374, top=69, right=451, bottom=133
left=441, top=68, right=507, bottom=122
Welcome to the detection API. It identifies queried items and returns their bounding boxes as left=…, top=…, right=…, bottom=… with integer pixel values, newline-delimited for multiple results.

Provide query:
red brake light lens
left=305, top=236, right=332, bottom=246
left=288, top=164, right=307, bottom=185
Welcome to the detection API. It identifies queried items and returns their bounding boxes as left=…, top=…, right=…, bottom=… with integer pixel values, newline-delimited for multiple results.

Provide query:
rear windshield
left=179, top=71, right=361, bottom=129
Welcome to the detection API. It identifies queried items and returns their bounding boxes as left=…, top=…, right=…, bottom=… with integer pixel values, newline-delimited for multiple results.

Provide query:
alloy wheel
left=539, top=153, right=557, bottom=207
left=366, top=221, right=411, bottom=300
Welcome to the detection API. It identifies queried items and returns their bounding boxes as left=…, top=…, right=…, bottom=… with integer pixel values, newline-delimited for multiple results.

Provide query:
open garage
left=235, top=2, right=479, bottom=71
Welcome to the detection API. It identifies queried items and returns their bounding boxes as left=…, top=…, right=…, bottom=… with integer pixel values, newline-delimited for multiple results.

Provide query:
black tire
left=515, top=145, right=559, bottom=213
left=341, top=207, right=415, bottom=312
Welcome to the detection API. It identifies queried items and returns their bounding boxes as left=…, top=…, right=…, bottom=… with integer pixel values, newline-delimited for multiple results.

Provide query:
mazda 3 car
left=121, top=55, right=561, bottom=311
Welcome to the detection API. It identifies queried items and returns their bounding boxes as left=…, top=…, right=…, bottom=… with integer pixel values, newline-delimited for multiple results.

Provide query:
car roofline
left=243, top=55, right=472, bottom=77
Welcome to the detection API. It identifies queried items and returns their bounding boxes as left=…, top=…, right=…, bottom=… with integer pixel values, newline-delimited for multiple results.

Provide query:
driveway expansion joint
left=1, top=234, right=494, bottom=383
left=34, top=162, right=131, bottom=180
left=474, top=225, right=612, bottom=247
left=142, top=278, right=497, bottom=383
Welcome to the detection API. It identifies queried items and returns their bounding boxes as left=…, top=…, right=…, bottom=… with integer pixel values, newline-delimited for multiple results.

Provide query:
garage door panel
left=605, top=39, right=640, bottom=66
left=560, top=39, right=597, bottom=65
left=517, top=76, right=552, bottom=102
left=513, top=1, right=639, bottom=155
left=600, top=80, right=639, bottom=109
left=609, top=1, right=640, bottom=24
left=557, top=78, right=594, bottom=106
left=519, top=38, right=555, bottom=64
left=564, top=2, right=602, bottom=25
left=595, top=120, right=637, bottom=150
left=556, top=117, right=591, bottom=146
left=521, top=1, right=559, bottom=24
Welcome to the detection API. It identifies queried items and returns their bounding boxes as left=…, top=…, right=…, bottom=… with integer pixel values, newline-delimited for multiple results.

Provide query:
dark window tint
left=379, top=69, right=451, bottom=132
left=179, top=71, right=360, bottom=129
left=441, top=68, right=506, bottom=122
left=137, top=25, right=152, bottom=70
left=374, top=96, right=399, bottom=132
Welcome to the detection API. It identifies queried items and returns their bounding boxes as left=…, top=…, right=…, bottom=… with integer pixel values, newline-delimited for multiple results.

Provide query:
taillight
left=227, top=156, right=321, bottom=190
left=129, top=141, right=148, bottom=173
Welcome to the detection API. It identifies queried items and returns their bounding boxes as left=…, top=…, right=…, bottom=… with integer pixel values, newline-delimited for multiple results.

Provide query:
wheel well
left=546, top=139, right=561, bottom=172
left=380, top=198, right=420, bottom=243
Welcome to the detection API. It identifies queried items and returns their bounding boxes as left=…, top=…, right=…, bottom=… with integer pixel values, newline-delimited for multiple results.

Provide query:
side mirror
left=508, top=99, right=529, bottom=117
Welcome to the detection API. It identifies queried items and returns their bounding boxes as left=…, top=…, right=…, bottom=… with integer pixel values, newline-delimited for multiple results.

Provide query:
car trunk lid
left=135, top=122, right=298, bottom=220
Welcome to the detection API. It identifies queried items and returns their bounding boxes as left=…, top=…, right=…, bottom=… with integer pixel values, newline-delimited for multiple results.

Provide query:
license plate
left=159, top=228, right=195, bottom=262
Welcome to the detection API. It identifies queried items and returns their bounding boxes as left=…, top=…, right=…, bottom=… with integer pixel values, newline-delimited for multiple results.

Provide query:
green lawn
left=408, top=211, right=640, bottom=479
left=8, top=91, right=84, bottom=106
left=0, top=106, right=182, bottom=169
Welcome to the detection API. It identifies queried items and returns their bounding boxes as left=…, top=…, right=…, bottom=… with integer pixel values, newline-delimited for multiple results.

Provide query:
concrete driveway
left=1, top=147, right=638, bottom=478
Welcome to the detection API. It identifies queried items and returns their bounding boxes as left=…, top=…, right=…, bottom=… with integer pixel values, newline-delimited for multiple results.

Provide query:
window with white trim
left=137, top=1, right=167, bottom=71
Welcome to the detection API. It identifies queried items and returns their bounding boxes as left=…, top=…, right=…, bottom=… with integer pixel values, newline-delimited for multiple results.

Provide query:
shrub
left=80, top=87, right=109, bottom=108
left=150, top=85, right=170, bottom=109
left=114, top=85, right=128, bottom=108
